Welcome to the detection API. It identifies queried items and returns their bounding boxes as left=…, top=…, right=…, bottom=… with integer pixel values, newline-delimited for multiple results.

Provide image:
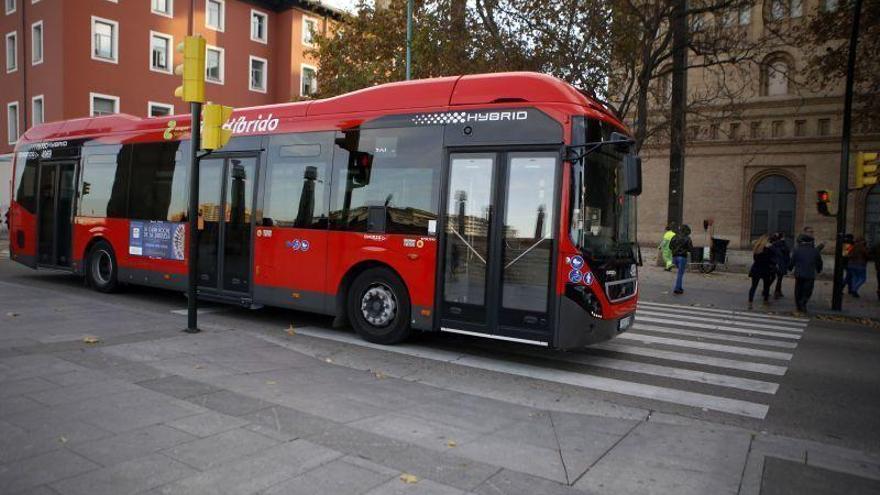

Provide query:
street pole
left=186, top=102, right=202, bottom=333
left=831, top=0, right=863, bottom=311
left=667, top=0, right=688, bottom=226
left=406, top=0, right=413, bottom=80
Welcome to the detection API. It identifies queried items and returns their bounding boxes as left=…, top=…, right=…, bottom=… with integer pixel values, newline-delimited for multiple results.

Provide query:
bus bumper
left=555, top=287, right=634, bottom=350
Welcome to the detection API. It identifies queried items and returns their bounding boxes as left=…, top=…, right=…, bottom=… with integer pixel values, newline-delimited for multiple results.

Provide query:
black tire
left=699, top=261, right=716, bottom=274
left=86, top=240, right=119, bottom=293
left=347, top=267, right=412, bottom=345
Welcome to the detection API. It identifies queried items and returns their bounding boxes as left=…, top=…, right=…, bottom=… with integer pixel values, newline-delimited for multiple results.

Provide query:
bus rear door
left=36, top=159, right=77, bottom=268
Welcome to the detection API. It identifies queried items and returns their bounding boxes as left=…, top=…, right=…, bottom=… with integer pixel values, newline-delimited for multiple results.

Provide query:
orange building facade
left=0, top=0, right=339, bottom=154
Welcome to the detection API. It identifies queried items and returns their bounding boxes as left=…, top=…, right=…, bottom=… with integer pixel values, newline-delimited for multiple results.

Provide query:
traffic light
left=173, top=36, right=206, bottom=103
left=855, top=152, right=880, bottom=189
left=817, top=189, right=832, bottom=216
left=202, top=104, right=233, bottom=150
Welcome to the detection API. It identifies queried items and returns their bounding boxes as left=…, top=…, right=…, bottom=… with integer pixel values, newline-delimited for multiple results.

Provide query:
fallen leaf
left=82, top=336, right=101, bottom=344
left=446, top=440, right=457, bottom=448
left=58, top=436, right=67, bottom=444
left=399, top=473, right=419, bottom=484
left=194, top=364, right=204, bottom=370
left=266, top=380, right=277, bottom=385
left=286, top=324, right=296, bottom=336
left=324, top=358, right=333, bottom=364
left=373, top=370, right=386, bottom=379
left=6, top=312, right=19, bottom=317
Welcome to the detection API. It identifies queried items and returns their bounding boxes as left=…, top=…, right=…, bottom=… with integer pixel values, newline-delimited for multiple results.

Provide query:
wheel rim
left=92, top=250, right=113, bottom=286
left=360, top=283, right=397, bottom=328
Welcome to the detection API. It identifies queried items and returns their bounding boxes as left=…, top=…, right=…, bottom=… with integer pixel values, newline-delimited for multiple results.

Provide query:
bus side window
left=80, top=145, right=129, bottom=218
left=127, top=141, right=187, bottom=221
left=13, top=152, right=39, bottom=214
left=262, top=132, right=332, bottom=229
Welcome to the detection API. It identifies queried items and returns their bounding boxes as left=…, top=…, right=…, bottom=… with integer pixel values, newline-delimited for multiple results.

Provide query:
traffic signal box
left=817, top=189, right=832, bottom=216
left=855, top=152, right=880, bottom=189
left=174, top=36, right=206, bottom=104
left=202, top=104, right=233, bottom=151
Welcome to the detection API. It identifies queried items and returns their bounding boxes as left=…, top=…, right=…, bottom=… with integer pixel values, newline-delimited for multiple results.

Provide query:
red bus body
left=8, top=72, right=638, bottom=349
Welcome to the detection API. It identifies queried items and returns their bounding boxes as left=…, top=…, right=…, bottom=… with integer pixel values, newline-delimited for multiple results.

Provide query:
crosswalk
left=283, top=300, right=808, bottom=421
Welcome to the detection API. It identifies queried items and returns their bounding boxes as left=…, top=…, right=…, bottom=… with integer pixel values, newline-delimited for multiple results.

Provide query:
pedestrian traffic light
left=173, top=36, right=206, bottom=103
left=817, top=189, right=832, bottom=216
left=201, top=104, right=233, bottom=150
left=855, top=152, right=880, bottom=189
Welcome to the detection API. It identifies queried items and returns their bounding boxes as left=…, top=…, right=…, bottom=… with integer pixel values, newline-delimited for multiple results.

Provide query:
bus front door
left=36, top=161, right=76, bottom=268
left=196, top=155, right=258, bottom=298
left=439, top=151, right=559, bottom=345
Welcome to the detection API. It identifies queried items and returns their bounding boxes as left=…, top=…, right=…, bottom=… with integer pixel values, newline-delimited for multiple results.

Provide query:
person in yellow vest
left=659, top=222, right=677, bottom=271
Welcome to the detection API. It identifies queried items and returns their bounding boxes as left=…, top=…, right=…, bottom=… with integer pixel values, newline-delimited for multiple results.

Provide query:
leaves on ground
left=58, top=436, right=67, bottom=444
left=286, top=324, right=296, bottom=336
left=324, top=358, right=333, bottom=364
left=372, top=370, right=386, bottom=379
left=266, top=380, right=277, bottom=385
left=5, top=312, right=19, bottom=317
left=82, top=336, right=101, bottom=344
left=399, top=473, right=419, bottom=484
left=815, top=314, right=880, bottom=328
left=446, top=440, right=457, bottom=448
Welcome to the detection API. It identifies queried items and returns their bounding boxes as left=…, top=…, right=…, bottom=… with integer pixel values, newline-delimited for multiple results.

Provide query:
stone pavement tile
left=806, top=450, right=880, bottom=481
left=14, top=486, right=62, bottom=495
left=137, top=375, right=221, bottom=399
left=196, top=345, right=314, bottom=373
left=50, top=453, right=197, bottom=495
left=55, top=349, right=138, bottom=370
left=349, top=413, right=484, bottom=453
left=26, top=378, right=140, bottom=407
left=454, top=435, right=567, bottom=483
left=1, top=412, right=112, bottom=462
left=101, top=341, right=190, bottom=363
left=241, top=405, right=338, bottom=439
left=41, top=369, right=110, bottom=387
left=0, top=377, right=59, bottom=398
left=77, top=398, right=204, bottom=434
left=148, top=355, right=238, bottom=379
left=575, top=421, right=752, bottom=495
left=0, top=448, right=100, bottom=494
left=0, top=395, right=42, bottom=419
left=751, top=435, right=807, bottom=463
left=102, top=361, right=170, bottom=383
left=165, top=411, right=249, bottom=438
left=0, top=354, right=85, bottom=381
left=154, top=439, right=342, bottom=495
left=270, top=389, right=389, bottom=424
left=68, top=424, right=197, bottom=467
left=261, top=457, right=394, bottom=495
left=363, top=477, right=469, bottom=495
left=402, top=394, right=538, bottom=435
left=474, top=469, right=590, bottom=495
left=162, top=428, right=279, bottom=471
left=189, top=390, right=274, bottom=417
left=761, top=456, right=880, bottom=495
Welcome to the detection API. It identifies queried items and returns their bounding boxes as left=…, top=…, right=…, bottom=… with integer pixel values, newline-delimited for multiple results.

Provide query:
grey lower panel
left=10, top=253, right=37, bottom=268
left=118, top=267, right=187, bottom=292
left=252, top=285, right=335, bottom=316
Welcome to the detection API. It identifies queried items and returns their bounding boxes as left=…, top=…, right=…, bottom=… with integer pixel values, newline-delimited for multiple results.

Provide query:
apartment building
left=0, top=0, right=340, bottom=155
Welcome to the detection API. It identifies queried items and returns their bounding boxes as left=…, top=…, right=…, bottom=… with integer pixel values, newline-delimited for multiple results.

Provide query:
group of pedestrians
left=749, top=227, right=823, bottom=313
left=658, top=222, right=693, bottom=295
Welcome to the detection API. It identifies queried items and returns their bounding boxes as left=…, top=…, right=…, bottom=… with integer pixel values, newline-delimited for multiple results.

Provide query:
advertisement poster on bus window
left=129, top=221, right=186, bottom=261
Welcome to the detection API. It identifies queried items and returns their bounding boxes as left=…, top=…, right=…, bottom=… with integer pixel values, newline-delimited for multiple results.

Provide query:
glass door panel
left=55, top=163, right=76, bottom=266
left=197, top=158, right=224, bottom=289
left=222, top=157, right=256, bottom=292
left=37, top=164, right=57, bottom=265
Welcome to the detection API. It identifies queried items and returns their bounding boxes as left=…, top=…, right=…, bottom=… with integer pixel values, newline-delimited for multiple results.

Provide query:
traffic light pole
left=831, top=0, right=863, bottom=311
left=186, top=101, right=202, bottom=333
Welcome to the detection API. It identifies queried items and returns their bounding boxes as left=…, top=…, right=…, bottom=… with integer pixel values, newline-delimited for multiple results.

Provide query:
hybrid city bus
left=8, top=72, right=641, bottom=349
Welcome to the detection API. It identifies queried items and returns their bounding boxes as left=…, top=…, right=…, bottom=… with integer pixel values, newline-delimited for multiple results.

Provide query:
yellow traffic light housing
left=855, top=152, right=880, bottom=189
left=174, top=36, right=206, bottom=103
left=202, top=104, right=233, bottom=151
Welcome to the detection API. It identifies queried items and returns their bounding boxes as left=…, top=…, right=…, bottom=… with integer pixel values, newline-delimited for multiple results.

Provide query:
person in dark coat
left=748, top=234, right=776, bottom=309
left=871, top=242, right=880, bottom=301
left=670, top=224, right=693, bottom=295
left=789, top=229, right=823, bottom=313
left=847, top=237, right=869, bottom=297
left=770, top=232, right=791, bottom=298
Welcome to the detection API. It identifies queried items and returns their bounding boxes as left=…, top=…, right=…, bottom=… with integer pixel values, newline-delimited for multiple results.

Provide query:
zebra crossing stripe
left=636, top=309, right=806, bottom=333
left=635, top=316, right=802, bottom=340
left=638, top=301, right=808, bottom=325
left=630, top=323, right=799, bottom=349
left=591, top=342, right=789, bottom=375
left=616, top=333, right=794, bottom=361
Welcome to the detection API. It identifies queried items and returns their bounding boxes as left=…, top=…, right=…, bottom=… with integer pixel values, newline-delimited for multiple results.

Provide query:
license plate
left=618, top=315, right=634, bottom=332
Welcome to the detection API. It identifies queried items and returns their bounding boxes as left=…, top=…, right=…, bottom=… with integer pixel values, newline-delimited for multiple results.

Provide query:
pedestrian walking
left=748, top=234, right=777, bottom=309
left=871, top=242, right=880, bottom=301
left=659, top=222, right=677, bottom=271
left=789, top=227, right=823, bottom=313
left=670, top=224, right=693, bottom=295
left=841, top=233, right=854, bottom=295
left=771, top=232, right=791, bottom=298
left=847, top=237, right=869, bottom=297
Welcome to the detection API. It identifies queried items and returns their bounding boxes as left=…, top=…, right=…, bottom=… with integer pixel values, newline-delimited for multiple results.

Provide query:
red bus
left=8, top=72, right=641, bottom=349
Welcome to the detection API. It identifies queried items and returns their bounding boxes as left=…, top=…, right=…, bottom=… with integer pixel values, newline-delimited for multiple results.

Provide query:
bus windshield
left=570, top=145, right=637, bottom=262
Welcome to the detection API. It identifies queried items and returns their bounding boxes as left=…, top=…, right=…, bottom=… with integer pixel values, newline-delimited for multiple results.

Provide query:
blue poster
left=129, top=221, right=186, bottom=261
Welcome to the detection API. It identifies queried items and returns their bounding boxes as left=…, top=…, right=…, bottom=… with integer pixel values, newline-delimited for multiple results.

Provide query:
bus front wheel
left=86, top=240, right=119, bottom=293
left=347, top=267, right=412, bottom=345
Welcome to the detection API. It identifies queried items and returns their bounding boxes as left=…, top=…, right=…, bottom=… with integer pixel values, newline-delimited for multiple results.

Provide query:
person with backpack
left=748, top=234, right=777, bottom=309
left=847, top=237, right=869, bottom=297
left=670, top=224, right=693, bottom=295
left=770, top=232, right=791, bottom=299
left=789, top=227, right=823, bottom=313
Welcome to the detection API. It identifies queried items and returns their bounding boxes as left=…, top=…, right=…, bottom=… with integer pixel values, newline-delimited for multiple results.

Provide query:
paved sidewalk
left=1, top=273, right=879, bottom=494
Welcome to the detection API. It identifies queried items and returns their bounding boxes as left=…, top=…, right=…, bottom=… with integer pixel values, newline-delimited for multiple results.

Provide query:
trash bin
left=711, top=237, right=730, bottom=264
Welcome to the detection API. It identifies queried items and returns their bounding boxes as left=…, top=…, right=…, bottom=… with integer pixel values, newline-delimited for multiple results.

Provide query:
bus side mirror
left=624, top=154, right=642, bottom=196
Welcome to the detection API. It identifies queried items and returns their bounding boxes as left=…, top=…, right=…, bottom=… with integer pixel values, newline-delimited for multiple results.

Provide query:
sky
left=322, top=0, right=360, bottom=12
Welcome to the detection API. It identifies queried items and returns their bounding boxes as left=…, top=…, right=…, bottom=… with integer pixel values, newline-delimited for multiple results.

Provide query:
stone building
left=634, top=0, right=880, bottom=254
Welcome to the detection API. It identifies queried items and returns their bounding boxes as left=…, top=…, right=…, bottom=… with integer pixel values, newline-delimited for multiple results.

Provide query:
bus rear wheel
left=347, top=267, right=412, bottom=345
left=86, top=240, right=119, bottom=293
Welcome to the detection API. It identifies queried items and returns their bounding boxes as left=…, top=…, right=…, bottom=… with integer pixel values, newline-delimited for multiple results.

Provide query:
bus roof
left=18, top=72, right=625, bottom=145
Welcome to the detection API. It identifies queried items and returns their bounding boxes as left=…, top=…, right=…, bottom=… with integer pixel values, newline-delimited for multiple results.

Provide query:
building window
left=150, top=31, right=172, bottom=74
left=769, top=0, right=801, bottom=19
left=32, top=95, right=43, bottom=126
left=771, top=120, right=784, bottom=137
left=709, top=123, right=720, bottom=140
left=302, top=17, right=317, bottom=46
left=721, top=5, right=751, bottom=27
left=90, top=93, right=119, bottom=116
left=5, top=0, right=14, bottom=15
left=205, top=45, right=224, bottom=84
left=750, top=121, right=761, bottom=139
left=148, top=101, right=174, bottom=117
left=31, top=21, right=42, bottom=65
left=301, top=64, right=317, bottom=96
left=251, top=10, right=268, bottom=43
left=206, top=0, right=224, bottom=32
left=730, top=122, right=741, bottom=139
left=739, top=3, right=751, bottom=24
left=818, top=118, right=831, bottom=136
left=92, top=17, right=118, bottom=63
left=249, top=56, right=267, bottom=92
left=751, top=174, right=796, bottom=241
left=151, top=0, right=172, bottom=17
left=763, top=56, right=790, bottom=96
left=7, top=101, right=18, bottom=144
left=822, top=0, right=838, bottom=11
left=5, top=31, right=16, bottom=72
